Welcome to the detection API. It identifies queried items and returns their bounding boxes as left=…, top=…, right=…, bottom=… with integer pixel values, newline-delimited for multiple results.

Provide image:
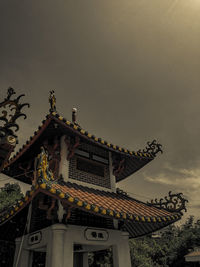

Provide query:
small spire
left=72, top=107, right=77, bottom=124
left=49, top=90, right=56, bottom=112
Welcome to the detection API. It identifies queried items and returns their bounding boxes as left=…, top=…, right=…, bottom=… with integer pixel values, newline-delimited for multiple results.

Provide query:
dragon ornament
left=37, top=147, right=55, bottom=182
left=138, top=140, right=163, bottom=156
left=147, top=191, right=188, bottom=215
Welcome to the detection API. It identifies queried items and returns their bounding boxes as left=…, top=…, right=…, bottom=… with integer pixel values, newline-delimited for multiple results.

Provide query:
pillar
left=112, top=233, right=131, bottom=267
left=83, top=252, right=89, bottom=267
left=63, top=231, right=73, bottom=267
left=47, top=224, right=67, bottom=267
left=13, top=237, right=30, bottom=267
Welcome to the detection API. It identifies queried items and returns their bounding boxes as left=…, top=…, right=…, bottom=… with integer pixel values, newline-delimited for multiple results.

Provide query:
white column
left=109, top=152, right=116, bottom=192
left=13, top=238, right=30, bottom=267
left=27, top=202, right=33, bottom=233
left=112, top=233, right=131, bottom=267
left=83, top=252, right=89, bottom=267
left=13, top=238, right=22, bottom=267
left=47, top=224, right=67, bottom=267
left=59, top=135, right=69, bottom=182
left=63, top=229, right=74, bottom=267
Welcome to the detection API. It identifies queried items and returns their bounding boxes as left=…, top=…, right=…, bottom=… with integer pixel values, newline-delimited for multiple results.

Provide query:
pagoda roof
left=0, top=149, right=187, bottom=238
left=0, top=178, right=183, bottom=238
left=3, top=111, right=162, bottom=182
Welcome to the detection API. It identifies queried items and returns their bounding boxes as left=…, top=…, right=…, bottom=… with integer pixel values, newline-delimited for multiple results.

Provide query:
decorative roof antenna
left=49, top=90, right=56, bottom=112
left=72, top=107, right=77, bottom=124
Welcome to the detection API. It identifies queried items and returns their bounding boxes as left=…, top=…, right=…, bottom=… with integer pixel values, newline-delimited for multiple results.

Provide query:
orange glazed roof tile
left=49, top=182, right=172, bottom=218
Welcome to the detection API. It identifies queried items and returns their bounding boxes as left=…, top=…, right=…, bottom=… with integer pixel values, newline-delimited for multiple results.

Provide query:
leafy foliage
left=0, top=183, right=23, bottom=212
left=130, top=216, right=200, bottom=267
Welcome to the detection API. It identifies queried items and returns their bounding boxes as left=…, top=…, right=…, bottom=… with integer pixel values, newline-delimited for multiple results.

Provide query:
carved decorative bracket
left=19, top=160, right=33, bottom=180
left=38, top=196, right=56, bottom=220
left=61, top=201, right=72, bottom=223
left=43, top=137, right=61, bottom=178
left=113, top=158, right=125, bottom=177
left=147, top=191, right=188, bottom=214
left=65, top=136, right=80, bottom=160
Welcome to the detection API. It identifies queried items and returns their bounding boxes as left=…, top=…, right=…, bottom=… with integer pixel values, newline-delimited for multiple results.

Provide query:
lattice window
left=76, top=157, right=105, bottom=177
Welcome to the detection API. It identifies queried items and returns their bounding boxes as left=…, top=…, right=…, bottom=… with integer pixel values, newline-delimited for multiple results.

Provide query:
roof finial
left=49, top=90, right=56, bottom=112
left=72, top=107, right=77, bottom=124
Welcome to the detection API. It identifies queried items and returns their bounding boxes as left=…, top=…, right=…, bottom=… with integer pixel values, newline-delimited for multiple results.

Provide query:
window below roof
left=68, top=156, right=111, bottom=189
left=75, top=148, right=109, bottom=165
left=75, top=149, right=89, bottom=158
left=76, top=157, right=105, bottom=177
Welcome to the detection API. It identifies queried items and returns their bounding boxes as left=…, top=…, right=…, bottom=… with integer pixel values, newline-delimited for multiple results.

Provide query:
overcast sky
left=0, top=0, right=200, bottom=220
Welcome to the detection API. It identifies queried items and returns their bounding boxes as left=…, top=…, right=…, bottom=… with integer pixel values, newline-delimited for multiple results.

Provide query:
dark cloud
left=0, top=0, right=200, bottom=219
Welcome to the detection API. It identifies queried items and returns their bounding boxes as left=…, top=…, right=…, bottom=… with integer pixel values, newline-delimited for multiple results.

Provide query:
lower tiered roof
left=0, top=149, right=186, bottom=238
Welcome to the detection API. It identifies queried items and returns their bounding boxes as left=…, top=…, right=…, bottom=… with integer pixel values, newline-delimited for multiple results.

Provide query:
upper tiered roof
left=3, top=92, right=163, bottom=182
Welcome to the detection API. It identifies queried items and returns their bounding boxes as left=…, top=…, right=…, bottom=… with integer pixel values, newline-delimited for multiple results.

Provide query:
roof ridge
left=49, top=111, right=156, bottom=159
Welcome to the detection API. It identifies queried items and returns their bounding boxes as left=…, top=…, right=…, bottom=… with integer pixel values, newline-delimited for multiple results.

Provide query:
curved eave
left=50, top=112, right=154, bottom=160
left=4, top=112, right=155, bottom=169
left=37, top=179, right=181, bottom=224
left=0, top=179, right=182, bottom=238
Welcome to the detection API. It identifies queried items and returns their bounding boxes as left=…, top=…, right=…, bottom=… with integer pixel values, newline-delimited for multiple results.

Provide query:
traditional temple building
left=0, top=89, right=187, bottom=267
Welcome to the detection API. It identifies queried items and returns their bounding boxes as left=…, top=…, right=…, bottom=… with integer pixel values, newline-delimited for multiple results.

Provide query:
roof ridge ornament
left=72, top=107, right=81, bottom=127
left=49, top=90, right=56, bottom=113
left=139, top=140, right=163, bottom=156
left=147, top=191, right=188, bottom=215
left=72, top=107, right=77, bottom=124
left=0, top=87, right=30, bottom=138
